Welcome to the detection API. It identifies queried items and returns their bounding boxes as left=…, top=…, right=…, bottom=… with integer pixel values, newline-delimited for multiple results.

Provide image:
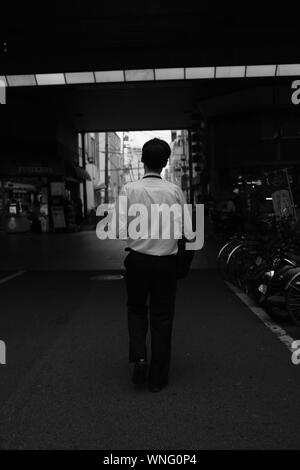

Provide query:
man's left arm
left=175, top=187, right=195, bottom=241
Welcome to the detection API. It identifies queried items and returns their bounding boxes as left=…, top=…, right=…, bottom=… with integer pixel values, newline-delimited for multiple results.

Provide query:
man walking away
left=118, top=138, right=193, bottom=392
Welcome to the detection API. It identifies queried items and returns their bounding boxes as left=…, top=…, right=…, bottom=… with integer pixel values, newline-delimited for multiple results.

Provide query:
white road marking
left=0, top=271, right=26, bottom=285
left=90, top=274, right=124, bottom=281
left=225, top=281, right=296, bottom=353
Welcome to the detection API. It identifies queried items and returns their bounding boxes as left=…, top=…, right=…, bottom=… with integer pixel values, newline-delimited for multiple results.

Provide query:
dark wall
left=2, top=78, right=299, bottom=180
left=3, top=3, right=300, bottom=74
left=0, top=94, right=78, bottom=164
left=212, top=111, right=300, bottom=175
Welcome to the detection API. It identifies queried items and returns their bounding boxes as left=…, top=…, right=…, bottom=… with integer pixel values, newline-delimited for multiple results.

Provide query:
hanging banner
left=264, top=168, right=297, bottom=220
left=272, top=189, right=294, bottom=217
left=264, top=168, right=290, bottom=191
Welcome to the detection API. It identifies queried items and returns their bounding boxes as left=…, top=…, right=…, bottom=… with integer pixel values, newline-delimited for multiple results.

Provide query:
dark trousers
left=124, top=250, right=177, bottom=386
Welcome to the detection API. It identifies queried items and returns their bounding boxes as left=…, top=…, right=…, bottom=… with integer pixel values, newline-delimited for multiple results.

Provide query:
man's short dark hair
left=141, top=138, right=171, bottom=170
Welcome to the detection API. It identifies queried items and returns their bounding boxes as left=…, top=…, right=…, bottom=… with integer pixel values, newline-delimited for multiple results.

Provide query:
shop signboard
left=17, top=166, right=55, bottom=175
left=272, top=189, right=294, bottom=218
left=51, top=182, right=66, bottom=197
left=264, top=168, right=297, bottom=220
left=265, top=169, right=290, bottom=191
left=40, top=215, right=49, bottom=232
left=51, top=206, right=66, bottom=229
left=0, top=158, right=64, bottom=178
left=41, top=187, right=48, bottom=204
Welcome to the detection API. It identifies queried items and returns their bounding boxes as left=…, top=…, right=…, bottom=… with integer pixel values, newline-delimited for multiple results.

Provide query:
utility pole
left=181, top=129, right=186, bottom=158
left=81, top=132, right=88, bottom=219
left=137, top=160, right=140, bottom=179
left=0, top=179, right=6, bottom=232
left=104, top=132, right=109, bottom=203
left=182, top=129, right=192, bottom=203
left=122, top=131, right=125, bottom=186
left=188, top=129, right=194, bottom=205
left=209, top=123, right=218, bottom=198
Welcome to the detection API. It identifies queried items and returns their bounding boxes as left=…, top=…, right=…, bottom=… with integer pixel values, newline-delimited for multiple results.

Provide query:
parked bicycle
left=218, top=215, right=300, bottom=325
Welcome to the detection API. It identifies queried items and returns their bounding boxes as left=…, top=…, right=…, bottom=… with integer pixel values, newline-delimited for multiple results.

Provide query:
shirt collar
left=142, top=173, right=162, bottom=179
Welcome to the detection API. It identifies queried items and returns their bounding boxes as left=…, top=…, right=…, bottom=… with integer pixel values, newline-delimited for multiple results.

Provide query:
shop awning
left=94, top=181, right=106, bottom=190
left=74, top=166, right=91, bottom=181
left=65, top=161, right=91, bottom=181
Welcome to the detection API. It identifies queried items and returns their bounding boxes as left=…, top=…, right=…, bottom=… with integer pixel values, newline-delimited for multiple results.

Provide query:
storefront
left=0, top=158, right=90, bottom=233
left=1, top=178, right=50, bottom=233
left=0, top=159, right=60, bottom=233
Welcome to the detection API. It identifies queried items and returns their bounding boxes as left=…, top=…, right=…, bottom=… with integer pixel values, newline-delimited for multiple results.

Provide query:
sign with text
left=0, top=80, right=6, bottom=104
left=51, top=182, right=66, bottom=197
left=265, top=168, right=297, bottom=220
left=272, top=189, right=294, bottom=218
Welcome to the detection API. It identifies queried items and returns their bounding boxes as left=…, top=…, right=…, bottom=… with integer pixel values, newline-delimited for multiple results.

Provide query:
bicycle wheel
left=226, top=244, right=245, bottom=288
left=286, top=275, right=300, bottom=327
left=217, top=240, right=239, bottom=279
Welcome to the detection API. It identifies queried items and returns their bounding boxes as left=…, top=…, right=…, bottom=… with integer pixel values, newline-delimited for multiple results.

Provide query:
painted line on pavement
left=225, top=281, right=295, bottom=353
left=0, top=271, right=26, bottom=285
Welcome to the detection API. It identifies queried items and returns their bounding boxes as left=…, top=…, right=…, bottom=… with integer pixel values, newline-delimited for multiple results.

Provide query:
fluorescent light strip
left=246, top=65, right=276, bottom=77
left=185, top=67, right=215, bottom=79
left=6, top=75, right=37, bottom=87
left=277, top=64, right=300, bottom=76
left=155, top=68, right=185, bottom=80
left=95, top=70, right=124, bottom=82
left=65, top=72, right=95, bottom=84
left=36, top=73, right=66, bottom=85
left=216, top=66, right=246, bottom=78
left=3, top=63, right=300, bottom=88
left=125, top=69, right=154, bottom=81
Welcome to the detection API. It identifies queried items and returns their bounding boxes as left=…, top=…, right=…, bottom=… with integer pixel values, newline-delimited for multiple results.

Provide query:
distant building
left=124, top=146, right=143, bottom=183
left=168, top=130, right=189, bottom=198
left=107, top=132, right=123, bottom=203
left=83, top=133, right=98, bottom=210
left=79, top=132, right=123, bottom=208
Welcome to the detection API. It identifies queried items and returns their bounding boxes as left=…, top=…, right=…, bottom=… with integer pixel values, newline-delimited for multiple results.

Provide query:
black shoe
left=148, top=380, right=168, bottom=393
left=132, top=360, right=148, bottom=385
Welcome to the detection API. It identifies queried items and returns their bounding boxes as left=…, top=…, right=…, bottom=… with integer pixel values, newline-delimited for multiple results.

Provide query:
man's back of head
left=141, top=138, right=171, bottom=172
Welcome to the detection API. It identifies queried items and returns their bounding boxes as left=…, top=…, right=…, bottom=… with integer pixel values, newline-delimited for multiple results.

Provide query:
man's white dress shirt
left=116, top=174, right=194, bottom=256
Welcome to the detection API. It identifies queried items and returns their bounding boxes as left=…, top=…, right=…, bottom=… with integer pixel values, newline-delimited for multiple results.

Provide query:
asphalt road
left=0, top=231, right=217, bottom=271
left=0, top=263, right=300, bottom=450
